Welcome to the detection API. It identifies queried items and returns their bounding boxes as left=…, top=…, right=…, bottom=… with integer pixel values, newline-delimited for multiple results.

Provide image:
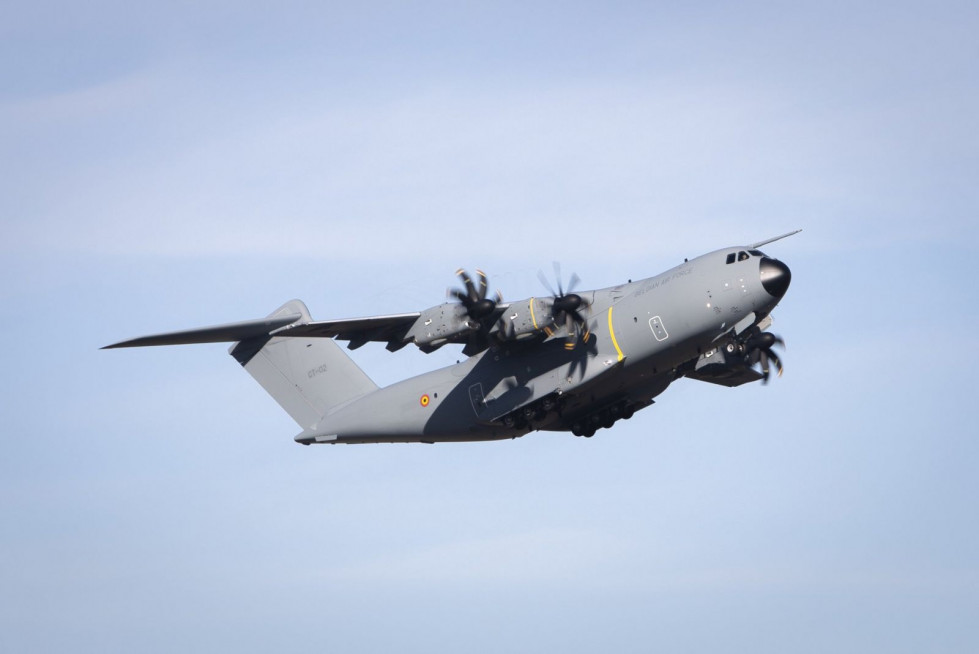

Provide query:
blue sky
left=3, top=2, right=978, bottom=652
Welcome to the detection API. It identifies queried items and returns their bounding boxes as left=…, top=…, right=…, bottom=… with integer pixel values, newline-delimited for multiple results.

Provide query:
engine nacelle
left=495, top=298, right=555, bottom=341
left=684, top=339, right=761, bottom=387
left=405, top=302, right=478, bottom=348
left=695, top=341, right=738, bottom=371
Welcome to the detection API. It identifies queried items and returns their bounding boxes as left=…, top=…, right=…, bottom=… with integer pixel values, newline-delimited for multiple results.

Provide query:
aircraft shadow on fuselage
left=423, top=331, right=601, bottom=433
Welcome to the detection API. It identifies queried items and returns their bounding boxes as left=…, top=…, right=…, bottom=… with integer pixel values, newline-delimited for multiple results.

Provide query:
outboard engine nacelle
left=405, top=303, right=479, bottom=350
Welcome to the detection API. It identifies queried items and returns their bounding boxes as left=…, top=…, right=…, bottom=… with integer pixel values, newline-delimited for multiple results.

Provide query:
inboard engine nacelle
left=495, top=297, right=555, bottom=341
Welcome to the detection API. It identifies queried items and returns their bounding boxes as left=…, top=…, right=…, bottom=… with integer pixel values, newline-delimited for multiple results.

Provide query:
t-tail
left=102, top=300, right=378, bottom=430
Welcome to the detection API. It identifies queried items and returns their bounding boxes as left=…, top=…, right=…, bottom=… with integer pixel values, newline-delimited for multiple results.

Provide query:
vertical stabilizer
left=230, top=300, right=378, bottom=429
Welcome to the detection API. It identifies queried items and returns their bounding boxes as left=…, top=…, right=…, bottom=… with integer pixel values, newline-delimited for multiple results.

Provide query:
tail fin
left=103, top=299, right=378, bottom=430
left=230, top=300, right=378, bottom=429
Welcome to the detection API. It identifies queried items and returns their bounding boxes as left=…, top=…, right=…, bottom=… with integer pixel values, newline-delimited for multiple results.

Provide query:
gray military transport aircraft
left=104, top=231, right=798, bottom=445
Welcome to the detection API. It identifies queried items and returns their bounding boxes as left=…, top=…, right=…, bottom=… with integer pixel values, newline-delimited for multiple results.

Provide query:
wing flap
left=272, top=313, right=420, bottom=348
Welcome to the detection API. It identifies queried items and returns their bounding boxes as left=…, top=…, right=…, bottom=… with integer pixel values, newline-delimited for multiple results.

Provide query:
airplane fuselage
left=298, top=245, right=789, bottom=444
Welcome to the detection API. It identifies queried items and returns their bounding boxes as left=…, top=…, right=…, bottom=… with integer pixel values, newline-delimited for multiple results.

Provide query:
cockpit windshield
left=726, top=249, right=767, bottom=264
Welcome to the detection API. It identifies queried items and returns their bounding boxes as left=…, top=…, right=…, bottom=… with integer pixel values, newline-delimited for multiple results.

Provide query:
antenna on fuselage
left=750, top=229, right=802, bottom=249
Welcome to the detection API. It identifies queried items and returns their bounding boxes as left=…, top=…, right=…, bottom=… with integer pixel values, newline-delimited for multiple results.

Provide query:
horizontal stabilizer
left=102, top=314, right=302, bottom=349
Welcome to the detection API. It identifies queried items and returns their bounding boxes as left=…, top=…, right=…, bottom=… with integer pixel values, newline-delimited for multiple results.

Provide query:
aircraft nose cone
left=760, top=257, right=791, bottom=298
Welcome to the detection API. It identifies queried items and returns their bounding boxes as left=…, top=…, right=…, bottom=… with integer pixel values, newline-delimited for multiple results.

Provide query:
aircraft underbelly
left=298, top=360, right=524, bottom=443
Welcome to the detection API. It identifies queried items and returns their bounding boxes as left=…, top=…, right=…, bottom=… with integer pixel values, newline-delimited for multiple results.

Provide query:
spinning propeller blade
left=451, top=268, right=498, bottom=321
left=745, top=330, right=785, bottom=384
left=450, top=268, right=506, bottom=355
left=538, top=262, right=590, bottom=349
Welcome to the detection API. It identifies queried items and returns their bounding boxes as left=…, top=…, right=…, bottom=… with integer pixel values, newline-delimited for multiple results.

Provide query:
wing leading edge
left=104, top=308, right=508, bottom=355
left=102, top=314, right=303, bottom=349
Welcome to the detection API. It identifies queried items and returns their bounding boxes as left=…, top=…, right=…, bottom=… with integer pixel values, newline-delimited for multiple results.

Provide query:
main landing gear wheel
left=570, top=401, right=637, bottom=437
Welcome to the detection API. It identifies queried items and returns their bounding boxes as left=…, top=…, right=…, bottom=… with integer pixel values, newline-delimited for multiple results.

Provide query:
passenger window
left=738, top=251, right=749, bottom=261
left=726, top=253, right=736, bottom=264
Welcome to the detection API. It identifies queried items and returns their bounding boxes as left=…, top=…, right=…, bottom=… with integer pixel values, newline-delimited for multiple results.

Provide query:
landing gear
left=499, top=394, right=564, bottom=431
left=523, top=406, right=545, bottom=422
left=570, top=401, right=636, bottom=437
left=502, top=397, right=638, bottom=438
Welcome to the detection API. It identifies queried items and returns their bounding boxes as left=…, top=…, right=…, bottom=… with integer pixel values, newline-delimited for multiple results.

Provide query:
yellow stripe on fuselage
left=529, top=298, right=539, bottom=330
left=608, top=306, right=624, bottom=362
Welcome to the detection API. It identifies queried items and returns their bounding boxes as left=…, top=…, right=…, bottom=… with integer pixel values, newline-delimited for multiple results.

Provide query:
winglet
left=750, top=229, right=802, bottom=249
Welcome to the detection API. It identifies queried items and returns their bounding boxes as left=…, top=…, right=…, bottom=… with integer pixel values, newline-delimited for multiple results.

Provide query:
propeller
left=450, top=268, right=504, bottom=356
left=743, top=330, right=785, bottom=384
left=450, top=269, right=501, bottom=322
left=537, top=262, right=591, bottom=349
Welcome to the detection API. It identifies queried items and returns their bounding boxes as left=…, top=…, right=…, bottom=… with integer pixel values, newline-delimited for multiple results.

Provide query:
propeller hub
left=552, top=294, right=582, bottom=313
left=747, top=332, right=777, bottom=349
left=470, top=298, right=496, bottom=319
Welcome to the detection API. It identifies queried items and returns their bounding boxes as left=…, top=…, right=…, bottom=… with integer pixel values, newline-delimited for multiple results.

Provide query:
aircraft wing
left=102, top=314, right=304, bottom=348
left=272, top=313, right=421, bottom=351
left=107, top=301, right=517, bottom=356
left=684, top=366, right=764, bottom=387
left=275, top=302, right=512, bottom=354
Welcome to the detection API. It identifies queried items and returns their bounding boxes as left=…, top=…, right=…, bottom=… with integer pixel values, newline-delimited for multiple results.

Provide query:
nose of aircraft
left=760, top=257, right=792, bottom=298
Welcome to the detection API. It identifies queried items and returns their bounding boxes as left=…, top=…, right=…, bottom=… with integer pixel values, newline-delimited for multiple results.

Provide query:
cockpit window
left=727, top=250, right=765, bottom=264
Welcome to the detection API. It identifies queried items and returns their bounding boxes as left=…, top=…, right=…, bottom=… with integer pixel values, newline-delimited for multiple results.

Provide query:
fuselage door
left=468, top=383, right=486, bottom=415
